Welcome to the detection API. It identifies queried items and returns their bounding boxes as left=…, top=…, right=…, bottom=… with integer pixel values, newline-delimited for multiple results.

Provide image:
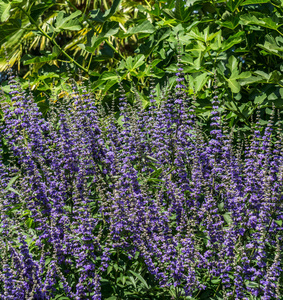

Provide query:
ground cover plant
left=0, top=50, right=282, bottom=299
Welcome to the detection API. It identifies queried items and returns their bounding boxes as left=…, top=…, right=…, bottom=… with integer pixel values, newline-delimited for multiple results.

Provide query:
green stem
left=19, top=7, right=89, bottom=74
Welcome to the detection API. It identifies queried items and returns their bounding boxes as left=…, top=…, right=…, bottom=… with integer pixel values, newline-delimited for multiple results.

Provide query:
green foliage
left=0, top=0, right=282, bottom=129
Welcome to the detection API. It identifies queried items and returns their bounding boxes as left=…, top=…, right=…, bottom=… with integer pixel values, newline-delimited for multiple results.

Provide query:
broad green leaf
left=227, top=78, right=241, bottom=93
left=175, top=0, right=185, bottom=21
left=239, top=75, right=263, bottom=85
left=257, top=36, right=283, bottom=58
left=254, top=70, right=283, bottom=83
left=254, top=70, right=269, bottom=80
left=0, top=19, right=21, bottom=44
left=261, top=17, right=281, bottom=30
left=216, top=18, right=240, bottom=30
left=186, top=0, right=202, bottom=5
left=132, top=54, right=145, bottom=70
left=188, top=27, right=205, bottom=42
left=100, top=72, right=118, bottom=81
left=99, top=21, right=119, bottom=38
left=254, top=94, right=266, bottom=104
left=227, top=55, right=239, bottom=75
left=162, top=9, right=176, bottom=19
left=79, top=37, right=105, bottom=53
left=125, top=55, right=145, bottom=71
left=223, top=213, right=233, bottom=225
left=103, top=80, right=118, bottom=93
left=257, top=43, right=283, bottom=58
left=193, top=54, right=202, bottom=70
left=194, top=73, right=208, bottom=92
left=127, top=20, right=155, bottom=35
left=221, top=31, right=244, bottom=51
left=55, top=11, right=82, bottom=31
left=23, top=53, right=58, bottom=65
left=186, top=41, right=206, bottom=55
left=235, top=71, right=252, bottom=80
left=0, top=0, right=11, bottom=22
left=240, top=14, right=280, bottom=30
left=203, top=26, right=221, bottom=43
left=225, top=56, right=251, bottom=92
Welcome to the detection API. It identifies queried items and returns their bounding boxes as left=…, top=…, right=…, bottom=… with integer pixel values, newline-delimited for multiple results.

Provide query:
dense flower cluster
left=0, top=66, right=282, bottom=299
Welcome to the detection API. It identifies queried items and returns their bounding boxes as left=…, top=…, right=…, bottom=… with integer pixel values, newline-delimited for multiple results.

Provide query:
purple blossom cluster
left=0, top=67, right=282, bottom=299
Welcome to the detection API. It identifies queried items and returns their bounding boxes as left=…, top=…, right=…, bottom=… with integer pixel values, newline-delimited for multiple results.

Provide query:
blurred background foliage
left=0, top=0, right=282, bottom=129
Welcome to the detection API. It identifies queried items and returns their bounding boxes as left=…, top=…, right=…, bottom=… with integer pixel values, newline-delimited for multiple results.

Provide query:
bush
left=1, top=0, right=283, bottom=128
left=0, top=64, right=282, bottom=299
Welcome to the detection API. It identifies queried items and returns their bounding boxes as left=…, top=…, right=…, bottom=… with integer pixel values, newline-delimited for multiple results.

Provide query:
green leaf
left=0, top=19, right=21, bottom=44
left=217, top=18, right=240, bottom=30
left=188, top=27, right=205, bottom=42
left=127, top=20, right=155, bottom=36
left=221, top=31, right=244, bottom=51
left=240, top=14, right=280, bottom=30
left=99, top=21, right=119, bottom=38
left=203, top=26, right=221, bottom=43
left=254, top=94, right=266, bottom=104
left=23, top=48, right=59, bottom=65
left=6, top=174, right=20, bottom=191
left=226, top=79, right=240, bottom=93
left=125, top=54, right=145, bottom=71
left=223, top=213, right=232, bottom=225
left=257, top=35, right=283, bottom=58
left=149, top=168, right=162, bottom=179
left=175, top=0, right=185, bottom=21
left=132, top=54, right=145, bottom=70
left=128, top=270, right=149, bottom=289
left=103, top=80, right=117, bottom=93
left=25, top=218, right=34, bottom=228
left=55, top=11, right=82, bottom=31
left=100, top=71, right=118, bottom=81
left=7, top=187, right=22, bottom=196
left=194, top=73, right=208, bottom=92
left=0, top=0, right=11, bottom=22
left=225, top=56, right=251, bottom=92
left=218, top=202, right=224, bottom=212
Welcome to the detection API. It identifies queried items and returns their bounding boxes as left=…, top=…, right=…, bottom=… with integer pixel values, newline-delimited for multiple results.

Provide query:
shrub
left=0, top=64, right=282, bottom=299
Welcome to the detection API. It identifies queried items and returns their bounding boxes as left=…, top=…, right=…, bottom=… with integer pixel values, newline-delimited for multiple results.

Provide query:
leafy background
left=0, top=0, right=282, bottom=130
